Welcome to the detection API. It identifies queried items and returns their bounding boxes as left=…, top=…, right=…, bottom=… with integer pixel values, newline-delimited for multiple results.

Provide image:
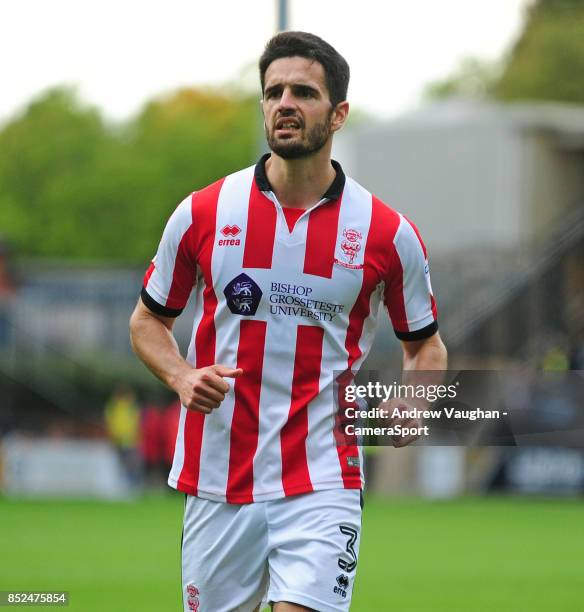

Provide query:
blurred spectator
left=162, top=400, right=181, bottom=472
left=140, top=403, right=166, bottom=486
left=0, top=236, right=16, bottom=347
left=542, top=346, right=569, bottom=371
left=104, top=385, right=141, bottom=488
left=0, top=237, right=16, bottom=296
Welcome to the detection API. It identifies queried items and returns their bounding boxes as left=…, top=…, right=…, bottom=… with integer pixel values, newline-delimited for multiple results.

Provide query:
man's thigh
left=266, top=488, right=362, bottom=612
left=182, top=495, right=269, bottom=612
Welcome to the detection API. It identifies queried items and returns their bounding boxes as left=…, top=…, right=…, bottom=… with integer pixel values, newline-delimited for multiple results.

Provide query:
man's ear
left=259, top=99, right=266, bottom=130
left=331, top=101, right=350, bottom=133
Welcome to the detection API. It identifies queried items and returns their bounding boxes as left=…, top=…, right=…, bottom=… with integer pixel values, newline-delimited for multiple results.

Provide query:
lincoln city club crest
left=186, top=584, right=200, bottom=611
left=335, top=228, right=364, bottom=269
left=341, top=228, right=362, bottom=264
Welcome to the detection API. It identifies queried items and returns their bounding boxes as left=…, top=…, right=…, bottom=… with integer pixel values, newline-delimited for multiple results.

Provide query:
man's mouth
left=275, top=118, right=302, bottom=135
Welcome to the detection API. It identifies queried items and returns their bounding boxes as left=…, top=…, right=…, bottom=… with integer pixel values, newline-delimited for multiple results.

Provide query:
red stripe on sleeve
left=280, top=325, right=324, bottom=495
left=303, top=197, right=342, bottom=278
left=143, top=261, right=155, bottom=287
left=177, top=180, right=223, bottom=496
left=166, top=222, right=198, bottom=310
left=383, top=242, right=408, bottom=332
left=242, top=180, right=277, bottom=269
left=226, top=319, right=267, bottom=503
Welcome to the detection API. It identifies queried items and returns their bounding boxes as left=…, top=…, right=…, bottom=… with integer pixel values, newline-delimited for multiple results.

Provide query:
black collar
left=254, top=153, right=346, bottom=200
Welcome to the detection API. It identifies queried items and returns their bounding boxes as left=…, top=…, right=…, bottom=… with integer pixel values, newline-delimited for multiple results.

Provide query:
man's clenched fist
left=173, top=364, right=243, bottom=414
left=378, top=398, right=425, bottom=448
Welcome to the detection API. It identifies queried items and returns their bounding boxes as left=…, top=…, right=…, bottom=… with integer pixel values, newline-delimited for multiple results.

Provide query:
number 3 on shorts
left=338, top=525, right=358, bottom=572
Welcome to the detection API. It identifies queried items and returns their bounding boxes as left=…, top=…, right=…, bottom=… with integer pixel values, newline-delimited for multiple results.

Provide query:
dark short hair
left=259, top=31, right=350, bottom=107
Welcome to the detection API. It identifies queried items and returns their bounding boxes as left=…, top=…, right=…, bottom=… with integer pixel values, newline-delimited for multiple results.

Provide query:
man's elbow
left=425, top=332, right=447, bottom=365
left=403, top=331, right=447, bottom=370
left=436, top=335, right=448, bottom=369
left=128, top=308, right=141, bottom=354
left=129, top=301, right=150, bottom=353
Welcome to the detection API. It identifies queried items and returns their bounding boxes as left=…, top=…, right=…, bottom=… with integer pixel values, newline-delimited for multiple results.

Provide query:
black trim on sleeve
left=140, top=287, right=183, bottom=318
left=394, top=320, right=438, bottom=342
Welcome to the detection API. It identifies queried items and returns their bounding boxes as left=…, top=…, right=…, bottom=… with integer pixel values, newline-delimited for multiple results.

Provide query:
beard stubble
left=266, top=109, right=334, bottom=160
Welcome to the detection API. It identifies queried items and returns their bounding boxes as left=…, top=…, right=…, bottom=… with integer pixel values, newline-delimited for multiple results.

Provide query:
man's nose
left=278, top=87, right=297, bottom=110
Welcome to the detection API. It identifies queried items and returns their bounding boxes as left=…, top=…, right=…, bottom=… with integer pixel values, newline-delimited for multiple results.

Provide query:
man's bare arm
left=129, top=298, right=189, bottom=388
left=401, top=331, right=447, bottom=373
left=384, top=331, right=448, bottom=447
left=129, top=299, right=242, bottom=413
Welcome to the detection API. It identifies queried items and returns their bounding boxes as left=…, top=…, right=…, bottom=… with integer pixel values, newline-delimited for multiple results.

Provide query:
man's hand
left=378, top=398, right=424, bottom=448
left=172, top=365, right=243, bottom=414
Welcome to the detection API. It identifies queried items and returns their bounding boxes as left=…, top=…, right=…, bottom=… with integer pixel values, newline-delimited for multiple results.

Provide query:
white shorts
left=181, top=488, right=362, bottom=612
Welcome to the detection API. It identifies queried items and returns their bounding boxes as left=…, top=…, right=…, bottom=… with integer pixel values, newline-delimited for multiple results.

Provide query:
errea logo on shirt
left=218, top=224, right=241, bottom=246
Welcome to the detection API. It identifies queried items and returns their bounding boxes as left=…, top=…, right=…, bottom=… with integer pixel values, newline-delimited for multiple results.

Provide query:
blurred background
left=0, top=0, right=583, bottom=610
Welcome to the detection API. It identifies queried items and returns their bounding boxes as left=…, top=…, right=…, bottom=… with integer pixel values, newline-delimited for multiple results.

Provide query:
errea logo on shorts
left=218, top=224, right=242, bottom=246
left=334, top=574, right=350, bottom=598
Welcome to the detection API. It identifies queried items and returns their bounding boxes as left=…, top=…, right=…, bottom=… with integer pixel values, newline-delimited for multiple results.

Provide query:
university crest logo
left=224, top=273, right=262, bottom=316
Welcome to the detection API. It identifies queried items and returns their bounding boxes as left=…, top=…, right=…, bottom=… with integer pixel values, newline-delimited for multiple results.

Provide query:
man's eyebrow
left=294, top=84, right=319, bottom=93
left=264, top=82, right=321, bottom=95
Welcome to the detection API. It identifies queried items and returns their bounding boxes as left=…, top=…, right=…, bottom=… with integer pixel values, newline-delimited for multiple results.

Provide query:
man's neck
left=265, top=145, right=336, bottom=209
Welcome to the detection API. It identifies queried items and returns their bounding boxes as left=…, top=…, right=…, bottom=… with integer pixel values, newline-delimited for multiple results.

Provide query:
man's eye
left=266, top=90, right=280, bottom=99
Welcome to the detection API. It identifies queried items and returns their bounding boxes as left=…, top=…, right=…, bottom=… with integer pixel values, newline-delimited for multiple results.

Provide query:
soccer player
left=130, top=31, right=447, bottom=612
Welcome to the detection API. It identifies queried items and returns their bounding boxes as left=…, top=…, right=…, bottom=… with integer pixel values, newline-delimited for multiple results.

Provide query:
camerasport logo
left=186, top=584, right=200, bottom=611
left=335, top=228, right=364, bottom=269
left=224, top=273, right=262, bottom=316
left=218, top=224, right=242, bottom=246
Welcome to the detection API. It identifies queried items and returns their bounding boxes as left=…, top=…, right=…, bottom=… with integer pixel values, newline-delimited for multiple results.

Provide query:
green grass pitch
left=0, top=494, right=582, bottom=611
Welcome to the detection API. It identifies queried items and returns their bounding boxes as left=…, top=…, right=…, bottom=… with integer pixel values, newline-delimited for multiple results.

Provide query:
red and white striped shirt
left=142, top=154, right=438, bottom=503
